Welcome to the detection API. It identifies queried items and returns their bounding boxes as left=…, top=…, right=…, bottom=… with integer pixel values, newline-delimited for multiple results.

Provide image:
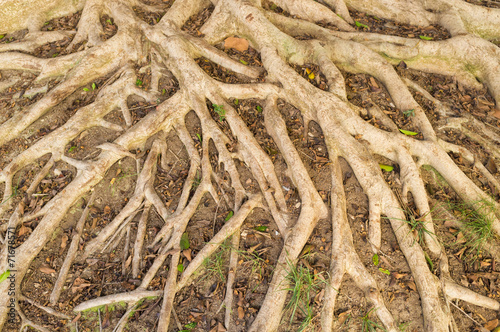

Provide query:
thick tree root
left=1, top=0, right=500, bottom=331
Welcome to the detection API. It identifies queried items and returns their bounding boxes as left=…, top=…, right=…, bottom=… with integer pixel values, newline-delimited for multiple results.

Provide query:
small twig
left=82, top=149, right=101, bottom=160
left=127, top=104, right=157, bottom=112
left=164, top=160, right=179, bottom=179
left=372, top=245, right=397, bottom=263
left=139, top=297, right=162, bottom=320
left=111, top=304, right=138, bottom=332
left=171, top=307, right=183, bottom=331
left=298, top=149, right=315, bottom=161
left=168, top=147, right=183, bottom=163
left=449, top=300, right=482, bottom=328
left=212, top=198, right=221, bottom=237
left=20, top=295, right=71, bottom=319
left=213, top=173, right=231, bottom=209
left=122, top=224, right=131, bottom=275
left=98, top=307, right=102, bottom=332
left=97, top=66, right=125, bottom=92
left=102, top=208, right=141, bottom=253
left=132, top=203, right=151, bottom=277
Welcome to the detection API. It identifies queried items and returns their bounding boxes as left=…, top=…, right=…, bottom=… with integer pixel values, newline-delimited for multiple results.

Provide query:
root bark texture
left=1, top=0, right=500, bottom=331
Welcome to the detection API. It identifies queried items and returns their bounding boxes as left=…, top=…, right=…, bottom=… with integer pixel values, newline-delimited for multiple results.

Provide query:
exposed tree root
left=1, top=0, right=500, bottom=331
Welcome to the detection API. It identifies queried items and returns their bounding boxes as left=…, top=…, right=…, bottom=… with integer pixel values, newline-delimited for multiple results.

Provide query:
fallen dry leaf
left=456, top=232, right=466, bottom=244
left=211, top=322, right=227, bottom=332
left=455, top=246, right=466, bottom=258
left=407, top=281, right=417, bottom=291
left=485, top=158, right=497, bottom=174
left=337, top=310, right=351, bottom=325
left=484, top=319, right=499, bottom=331
left=490, top=108, right=500, bottom=120
left=480, top=260, right=491, bottom=268
left=315, top=288, right=325, bottom=303
left=71, top=277, right=92, bottom=293
left=183, top=249, right=192, bottom=262
left=71, top=312, right=81, bottom=324
left=238, top=306, right=245, bottom=319
left=60, top=234, right=69, bottom=250
left=121, top=281, right=135, bottom=291
left=393, top=272, right=407, bottom=279
left=124, top=255, right=132, bottom=269
left=102, top=306, right=110, bottom=328
left=224, top=37, right=249, bottom=52
left=39, top=264, right=56, bottom=274
left=369, top=76, right=379, bottom=88
left=443, top=220, right=458, bottom=228
left=18, top=225, right=31, bottom=236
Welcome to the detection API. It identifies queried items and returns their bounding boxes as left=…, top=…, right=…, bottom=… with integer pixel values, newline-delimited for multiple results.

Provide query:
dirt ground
left=1, top=2, right=500, bottom=332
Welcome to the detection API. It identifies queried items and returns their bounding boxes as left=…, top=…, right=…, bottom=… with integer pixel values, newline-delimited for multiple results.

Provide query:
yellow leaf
left=379, top=164, right=394, bottom=172
left=308, top=72, right=315, bottom=79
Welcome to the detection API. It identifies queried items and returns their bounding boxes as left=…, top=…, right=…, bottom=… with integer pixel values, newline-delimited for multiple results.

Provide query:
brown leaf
left=369, top=77, right=379, bottom=89
left=102, top=306, right=110, bottom=328
left=407, top=281, right=417, bottom=291
left=315, top=288, right=325, bottom=304
left=469, top=274, right=480, bottom=282
left=183, top=249, right=192, bottom=262
left=455, top=246, right=467, bottom=259
left=238, top=306, right=245, bottom=319
left=237, top=291, right=244, bottom=307
left=121, top=281, right=135, bottom=291
left=71, top=312, right=81, bottom=324
left=71, top=277, right=92, bottom=293
left=28, top=198, right=37, bottom=208
left=61, top=234, right=69, bottom=249
left=337, top=310, right=351, bottom=325
left=490, top=108, right=500, bottom=119
left=485, top=319, right=499, bottom=331
left=18, top=225, right=31, bottom=236
left=460, top=275, right=469, bottom=287
left=443, top=220, right=458, bottom=228
left=218, top=322, right=227, bottom=332
left=224, top=37, right=249, bottom=52
left=455, top=232, right=466, bottom=244
left=124, top=255, right=132, bottom=269
left=39, top=264, right=56, bottom=274
left=389, top=275, right=397, bottom=287
left=103, top=205, right=111, bottom=214
left=481, top=260, right=491, bottom=268
left=485, top=158, right=497, bottom=174
left=393, top=272, right=407, bottom=279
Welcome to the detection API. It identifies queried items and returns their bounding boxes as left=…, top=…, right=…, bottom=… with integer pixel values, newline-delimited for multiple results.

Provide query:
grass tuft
left=361, top=308, right=386, bottom=332
left=281, top=255, right=325, bottom=331
left=448, top=199, right=495, bottom=260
